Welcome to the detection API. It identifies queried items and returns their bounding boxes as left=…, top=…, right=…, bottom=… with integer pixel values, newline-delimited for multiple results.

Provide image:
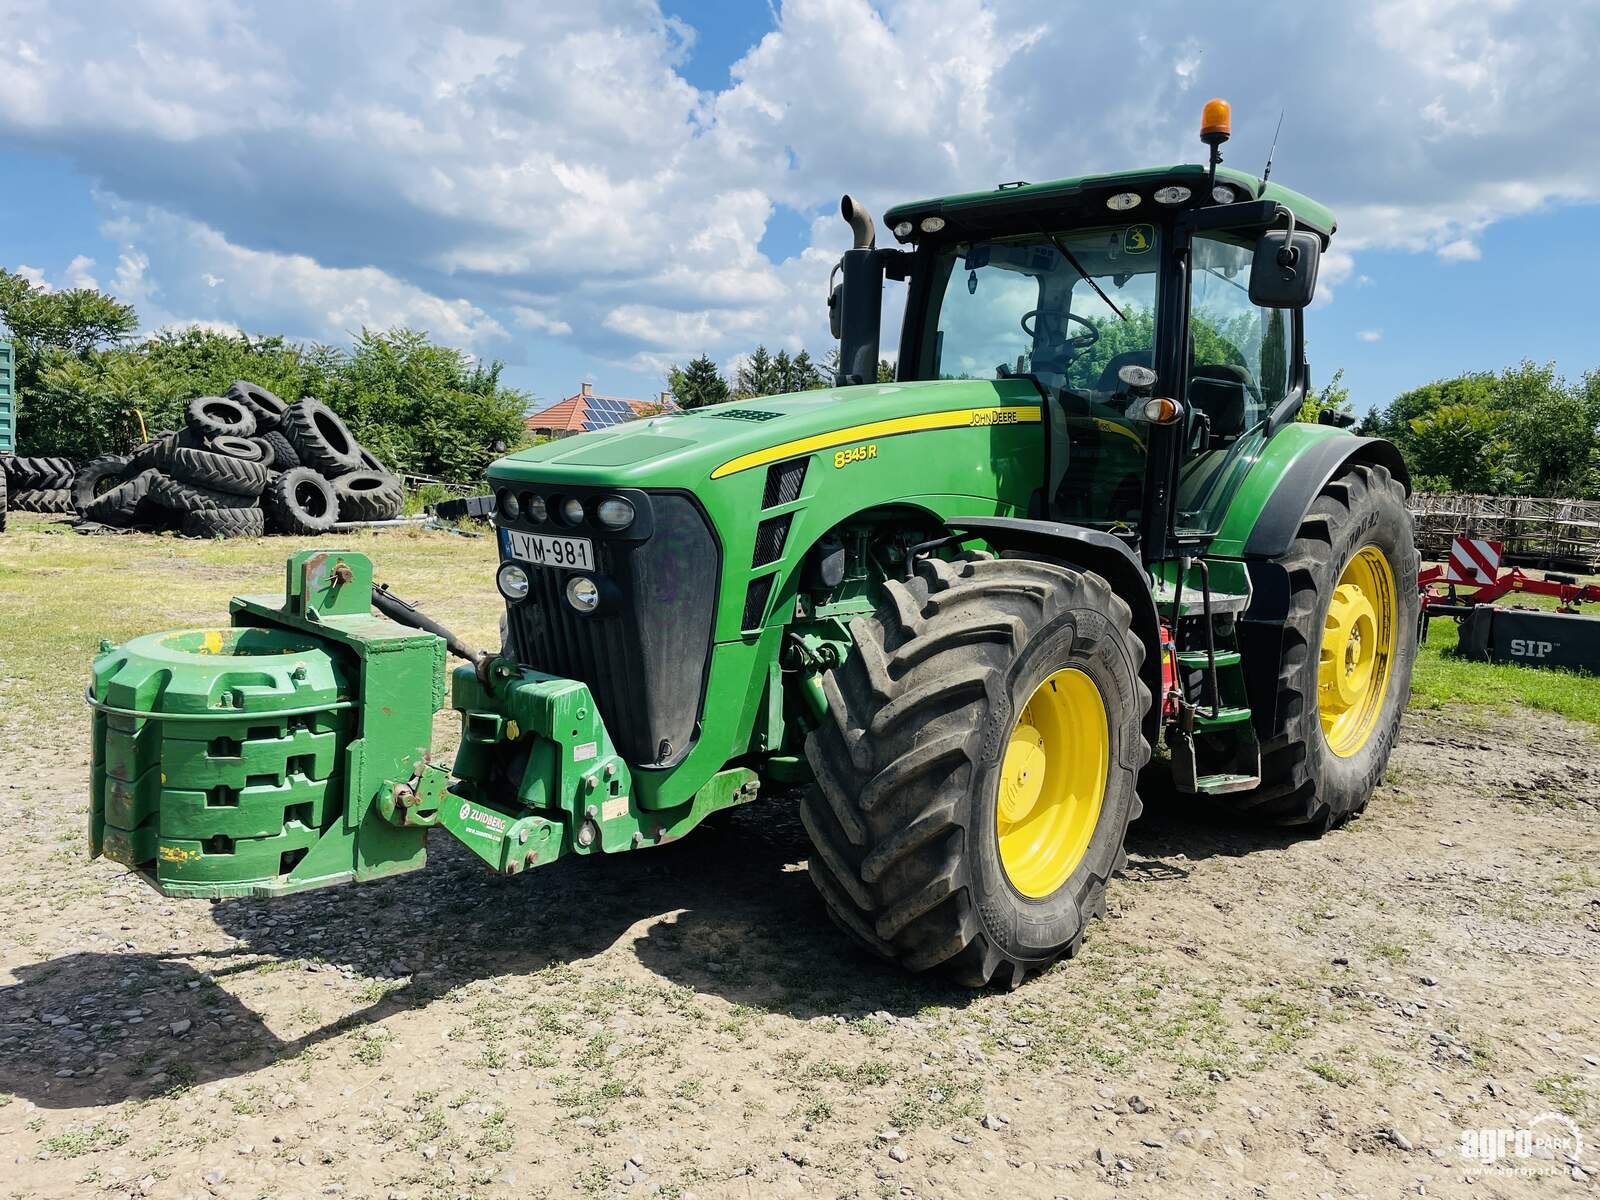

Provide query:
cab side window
left=1188, top=235, right=1289, bottom=447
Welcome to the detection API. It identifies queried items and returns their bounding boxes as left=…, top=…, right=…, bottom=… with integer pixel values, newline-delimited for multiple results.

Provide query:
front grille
left=504, top=492, right=718, bottom=769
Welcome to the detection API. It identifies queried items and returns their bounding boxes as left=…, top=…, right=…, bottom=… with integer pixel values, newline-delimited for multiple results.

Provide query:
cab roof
left=883, top=164, right=1336, bottom=243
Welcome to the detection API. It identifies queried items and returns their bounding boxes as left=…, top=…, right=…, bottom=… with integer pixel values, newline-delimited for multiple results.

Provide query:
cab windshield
left=927, top=224, right=1162, bottom=527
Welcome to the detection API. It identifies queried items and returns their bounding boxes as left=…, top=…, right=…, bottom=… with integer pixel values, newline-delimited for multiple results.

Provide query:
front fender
left=944, top=516, right=1162, bottom=749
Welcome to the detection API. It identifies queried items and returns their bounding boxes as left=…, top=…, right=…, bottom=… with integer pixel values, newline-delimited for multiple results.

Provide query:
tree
left=1357, top=372, right=1496, bottom=442
left=1407, top=403, right=1525, bottom=495
left=785, top=350, right=828, bottom=392
left=0, top=268, right=140, bottom=450
left=0, top=268, right=138, bottom=364
left=308, top=328, right=530, bottom=481
left=734, top=345, right=778, bottom=398
left=1298, top=367, right=1354, bottom=424
left=668, top=354, right=729, bottom=409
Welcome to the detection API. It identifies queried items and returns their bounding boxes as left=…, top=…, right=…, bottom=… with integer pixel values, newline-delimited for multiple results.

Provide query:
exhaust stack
left=833, top=194, right=884, bottom=386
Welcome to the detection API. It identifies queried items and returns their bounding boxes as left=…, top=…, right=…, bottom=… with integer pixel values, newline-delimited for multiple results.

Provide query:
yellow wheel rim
left=1319, top=545, right=1397, bottom=758
left=995, top=668, right=1109, bottom=899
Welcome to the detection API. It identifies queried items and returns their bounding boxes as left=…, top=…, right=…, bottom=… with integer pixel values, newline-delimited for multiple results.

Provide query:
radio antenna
left=1258, top=109, right=1285, bottom=197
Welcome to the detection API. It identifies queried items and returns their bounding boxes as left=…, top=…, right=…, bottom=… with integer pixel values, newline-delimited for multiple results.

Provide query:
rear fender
left=1221, top=428, right=1410, bottom=738
left=1212, top=426, right=1411, bottom=562
left=943, top=516, right=1162, bottom=748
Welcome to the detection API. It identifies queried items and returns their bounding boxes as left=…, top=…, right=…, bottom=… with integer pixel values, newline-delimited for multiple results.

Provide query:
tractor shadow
left=1119, top=764, right=1312, bottom=883
left=0, top=803, right=947, bottom=1110
left=0, top=779, right=1306, bottom=1110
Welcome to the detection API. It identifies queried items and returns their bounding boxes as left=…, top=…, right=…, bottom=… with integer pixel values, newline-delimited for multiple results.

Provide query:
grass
left=1411, top=581, right=1600, bottom=729
left=42, top=1124, right=131, bottom=1158
left=0, top=514, right=502, bottom=750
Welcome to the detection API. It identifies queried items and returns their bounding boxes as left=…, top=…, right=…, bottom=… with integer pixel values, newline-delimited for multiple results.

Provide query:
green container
left=0, top=339, right=13, bottom=454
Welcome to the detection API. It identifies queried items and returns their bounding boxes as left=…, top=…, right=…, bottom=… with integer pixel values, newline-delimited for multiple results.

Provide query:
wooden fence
left=1411, top=494, right=1600, bottom=572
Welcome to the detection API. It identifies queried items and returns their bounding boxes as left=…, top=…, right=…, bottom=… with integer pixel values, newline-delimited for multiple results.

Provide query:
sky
left=1, top=0, right=1598, bottom=415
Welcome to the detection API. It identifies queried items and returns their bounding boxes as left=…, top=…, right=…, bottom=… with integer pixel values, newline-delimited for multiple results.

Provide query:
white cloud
left=511, top=306, right=573, bottom=337
left=0, top=0, right=1595, bottom=380
left=100, top=206, right=507, bottom=349
left=12, top=257, right=99, bottom=292
left=63, top=254, right=98, bottom=290
left=1436, top=237, right=1482, bottom=263
left=1357, top=329, right=1383, bottom=343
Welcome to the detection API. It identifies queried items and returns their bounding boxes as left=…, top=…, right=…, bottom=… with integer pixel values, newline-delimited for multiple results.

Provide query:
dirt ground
left=1, top=524, right=1597, bottom=1199
left=3, top=715, right=1596, bottom=1200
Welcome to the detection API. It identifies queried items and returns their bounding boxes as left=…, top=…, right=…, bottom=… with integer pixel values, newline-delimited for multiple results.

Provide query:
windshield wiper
left=1041, top=228, right=1127, bottom=323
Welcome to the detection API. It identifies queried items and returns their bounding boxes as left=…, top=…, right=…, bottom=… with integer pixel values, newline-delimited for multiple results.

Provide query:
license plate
left=503, top=529, right=594, bottom=570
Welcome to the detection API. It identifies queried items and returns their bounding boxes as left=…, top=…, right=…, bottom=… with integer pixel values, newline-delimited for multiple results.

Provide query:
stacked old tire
left=71, top=381, right=404, bottom=538
left=4, top=456, right=78, bottom=519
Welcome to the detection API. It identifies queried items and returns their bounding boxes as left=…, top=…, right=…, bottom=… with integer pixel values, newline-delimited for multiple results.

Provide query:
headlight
left=595, top=497, right=635, bottom=530
left=1153, top=185, right=1191, bottom=205
left=523, top=493, right=547, bottom=523
left=565, top=575, right=600, bottom=613
left=561, top=497, right=586, bottom=526
left=1106, top=191, right=1141, bottom=211
left=497, top=489, right=520, bottom=520
left=1211, top=184, right=1235, bottom=204
left=496, top=563, right=530, bottom=600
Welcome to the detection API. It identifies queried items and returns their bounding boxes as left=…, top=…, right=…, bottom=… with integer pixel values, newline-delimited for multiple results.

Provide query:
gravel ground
left=0, top=698, right=1596, bottom=1199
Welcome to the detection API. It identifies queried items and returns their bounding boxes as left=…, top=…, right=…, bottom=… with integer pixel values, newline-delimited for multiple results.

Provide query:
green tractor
left=89, top=101, right=1418, bottom=988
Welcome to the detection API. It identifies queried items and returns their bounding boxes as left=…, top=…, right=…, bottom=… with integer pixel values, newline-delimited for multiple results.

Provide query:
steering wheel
left=1021, top=309, right=1100, bottom=353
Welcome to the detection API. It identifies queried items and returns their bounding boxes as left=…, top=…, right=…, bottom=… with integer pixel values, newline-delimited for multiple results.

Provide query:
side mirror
left=827, top=262, right=843, bottom=340
left=1248, top=230, right=1321, bottom=309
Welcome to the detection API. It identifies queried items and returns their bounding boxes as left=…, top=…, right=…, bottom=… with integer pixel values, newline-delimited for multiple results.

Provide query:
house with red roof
left=524, top=382, right=673, bottom=437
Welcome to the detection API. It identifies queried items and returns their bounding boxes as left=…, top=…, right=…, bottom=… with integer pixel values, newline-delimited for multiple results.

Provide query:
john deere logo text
left=969, top=409, right=1020, bottom=426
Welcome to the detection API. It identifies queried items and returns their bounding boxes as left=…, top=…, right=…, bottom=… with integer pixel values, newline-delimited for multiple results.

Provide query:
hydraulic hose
left=371, top=584, right=483, bottom=664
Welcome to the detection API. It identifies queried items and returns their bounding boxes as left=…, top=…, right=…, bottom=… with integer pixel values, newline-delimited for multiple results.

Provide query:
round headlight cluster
left=499, top=489, right=638, bottom=531
left=565, top=575, right=600, bottom=613
left=496, top=562, right=530, bottom=600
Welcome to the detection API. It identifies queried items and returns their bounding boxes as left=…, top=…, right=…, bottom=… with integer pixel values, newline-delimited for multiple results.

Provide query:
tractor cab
left=837, top=100, right=1330, bottom=564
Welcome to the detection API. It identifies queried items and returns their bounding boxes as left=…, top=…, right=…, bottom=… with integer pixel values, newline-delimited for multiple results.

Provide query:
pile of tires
left=71, top=381, right=404, bottom=538
left=3, top=456, right=79, bottom=521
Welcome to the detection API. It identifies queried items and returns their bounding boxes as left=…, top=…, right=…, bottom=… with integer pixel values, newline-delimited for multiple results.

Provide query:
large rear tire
left=801, top=553, right=1150, bottom=988
left=1233, top=462, right=1419, bottom=828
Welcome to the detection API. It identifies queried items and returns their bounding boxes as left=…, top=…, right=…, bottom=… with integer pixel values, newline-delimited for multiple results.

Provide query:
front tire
left=800, top=553, right=1150, bottom=988
left=1238, top=462, right=1419, bottom=828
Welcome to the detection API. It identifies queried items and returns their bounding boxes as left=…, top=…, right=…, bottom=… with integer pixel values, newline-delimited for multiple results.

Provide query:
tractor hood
left=489, top=378, right=1046, bottom=491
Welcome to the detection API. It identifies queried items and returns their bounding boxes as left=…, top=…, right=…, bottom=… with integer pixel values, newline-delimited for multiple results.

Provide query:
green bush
left=15, top=326, right=530, bottom=485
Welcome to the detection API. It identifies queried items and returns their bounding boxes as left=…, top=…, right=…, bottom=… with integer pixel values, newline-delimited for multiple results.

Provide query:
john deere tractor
left=90, top=101, right=1418, bottom=988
